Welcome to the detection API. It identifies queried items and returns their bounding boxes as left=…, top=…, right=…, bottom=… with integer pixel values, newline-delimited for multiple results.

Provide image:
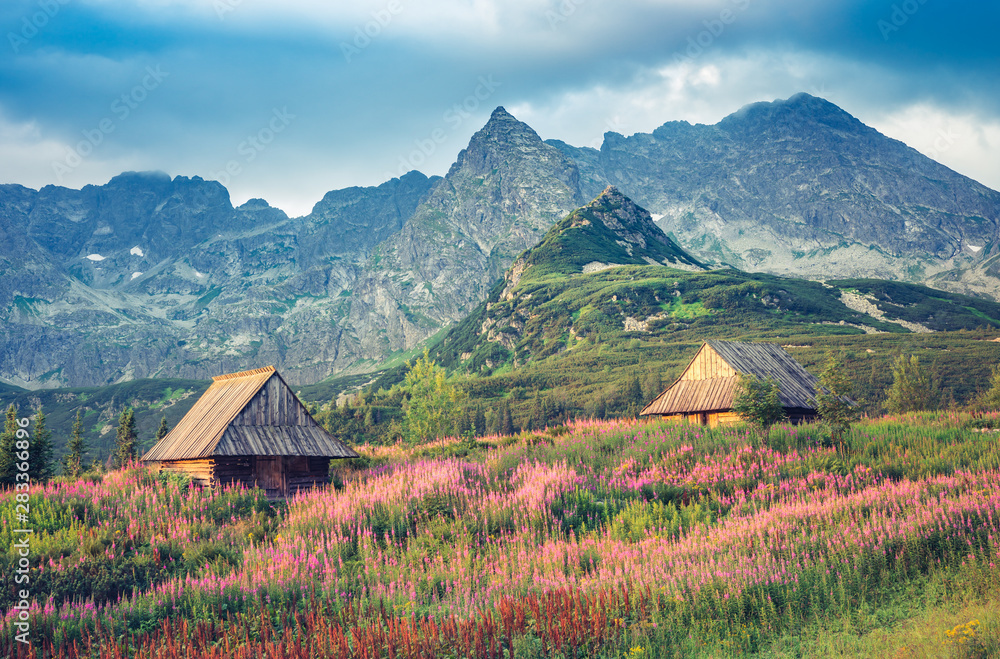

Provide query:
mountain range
left=3, top=93, right=1000, bottom=389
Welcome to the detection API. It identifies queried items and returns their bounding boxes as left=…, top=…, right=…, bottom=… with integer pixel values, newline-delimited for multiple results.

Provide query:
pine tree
left=474, top=406, right=486, bottom=437
left=814, top=352, right=860, bottom=451
left=885, top=354, right=938, bottom=414
left=29, top=410, right=55, bottom=483
left=529, top=394, right=545, bottom=431
left=455, top=408, right=471, bottom=436
left=155, top=415, right=169, bottom=443
left=0, top=404, right=20, bottom=487
left=63, top=410, right=88, bottom=478
left=114, top=407, right=138, bottom=468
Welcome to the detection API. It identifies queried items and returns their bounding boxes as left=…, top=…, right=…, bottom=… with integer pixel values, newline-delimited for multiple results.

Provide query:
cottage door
left=254, top=457, right=285, bottom=497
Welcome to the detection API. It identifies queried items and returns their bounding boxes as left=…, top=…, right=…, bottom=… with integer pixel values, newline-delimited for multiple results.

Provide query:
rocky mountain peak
left=579, top=186, right=691, bottom=256
left=718, top=92, right=866, bottom=136
left=511, top=188, right=703, bottom=283
left=453, top=106, right=550, bottom=175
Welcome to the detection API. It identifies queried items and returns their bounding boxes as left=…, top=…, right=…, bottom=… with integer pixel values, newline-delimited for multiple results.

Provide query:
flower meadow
left=2, top=415, right=1000, bottom=658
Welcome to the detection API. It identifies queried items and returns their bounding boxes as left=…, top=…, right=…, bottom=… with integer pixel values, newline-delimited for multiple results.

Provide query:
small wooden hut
left=640, top=340, right=821, bottom=427
left=141, top=366, right=358, bottom=497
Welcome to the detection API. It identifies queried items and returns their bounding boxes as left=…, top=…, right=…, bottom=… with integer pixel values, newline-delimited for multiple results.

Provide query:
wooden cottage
left=141, top=366, right=358, bottom=497
left=640, top=341, right=821, bottom=427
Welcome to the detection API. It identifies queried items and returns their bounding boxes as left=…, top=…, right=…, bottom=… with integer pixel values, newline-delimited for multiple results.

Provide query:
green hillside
left=515, top=185, right=703, bottom=279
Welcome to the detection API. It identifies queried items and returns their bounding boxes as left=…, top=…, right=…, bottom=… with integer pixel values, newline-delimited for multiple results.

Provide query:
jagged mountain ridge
left=547, top=93, right=1000, bottom=295
left=5, top=94, right=1000, bottom=389
left=1, top=171, right=438, bottom=387
left=337, top=107, right=586, bottom=367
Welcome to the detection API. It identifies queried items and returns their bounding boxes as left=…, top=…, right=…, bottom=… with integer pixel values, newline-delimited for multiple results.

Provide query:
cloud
left=868, top=105, right=1000, bottom=192
left=0, top=0, right=997, bottom=213
left=0, top=109, right=149, bottom=192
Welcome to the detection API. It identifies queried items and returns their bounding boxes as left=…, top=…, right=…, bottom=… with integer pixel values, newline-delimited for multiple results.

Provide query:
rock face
left=0, top=109, right=586, bottom=388
left=0, top=171, right=438, bottom=387
left=548, top=93, right=1000, bottom=297
left=340, top=107, right=586, bottom=365
left=5, top=94, right=1000, bottom=388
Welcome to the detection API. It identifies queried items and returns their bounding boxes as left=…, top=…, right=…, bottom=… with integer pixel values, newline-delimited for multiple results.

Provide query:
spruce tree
left=155, top=415, right=169, bottom=443
left=63, top=410, right=88, bottom=478
left=500, top=401, right=515, bottom=436
left=627, top=375, right=643, bottom=407
left=29, top=410, right=54, bottom=483
left=530, top=394, right=545, bottom=431
left=0, top=404, right=20, bottom=487
left=114, top=407, right=138, bottom=468
left=474, top=406, right=486, bottom=437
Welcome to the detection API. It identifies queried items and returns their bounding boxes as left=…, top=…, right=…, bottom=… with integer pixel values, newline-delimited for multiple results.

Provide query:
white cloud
left=867, top=105, right=1000, bottom=192
left=0, top=108, right=153, bottom=192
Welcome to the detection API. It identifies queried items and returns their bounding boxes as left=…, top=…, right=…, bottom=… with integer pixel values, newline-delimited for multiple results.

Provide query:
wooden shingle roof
left=141, top=366, right=357, bottom=462
left=640, top=341, right=821, bottom=416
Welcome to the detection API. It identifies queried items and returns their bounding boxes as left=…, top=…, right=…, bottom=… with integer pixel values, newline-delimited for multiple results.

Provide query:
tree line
left=328, top=348, right=998, bottom=447
left=0, top=405, right=169, bottom=486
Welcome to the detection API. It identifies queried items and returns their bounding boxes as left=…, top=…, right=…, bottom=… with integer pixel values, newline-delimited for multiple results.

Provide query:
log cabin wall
left=252, top=455, right=331, bottom=498
left=286, top=456, right=332, bottom=496
left=149, top=456, right=330, bottom=497
left=213, top=456, right=255, bottom=489
left=154, top=459, right=214, bottom=486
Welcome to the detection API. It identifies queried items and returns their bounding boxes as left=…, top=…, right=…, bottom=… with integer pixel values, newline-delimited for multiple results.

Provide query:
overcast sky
left=1, top=0, right=997, bottom=216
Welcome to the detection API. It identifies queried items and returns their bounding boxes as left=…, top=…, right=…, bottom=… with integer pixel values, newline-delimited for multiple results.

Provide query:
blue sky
left=1, top=0, right=998, bottom=216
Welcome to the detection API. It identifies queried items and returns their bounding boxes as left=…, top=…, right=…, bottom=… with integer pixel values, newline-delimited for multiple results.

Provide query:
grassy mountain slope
left=514, top=186, right=703, bottom=279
